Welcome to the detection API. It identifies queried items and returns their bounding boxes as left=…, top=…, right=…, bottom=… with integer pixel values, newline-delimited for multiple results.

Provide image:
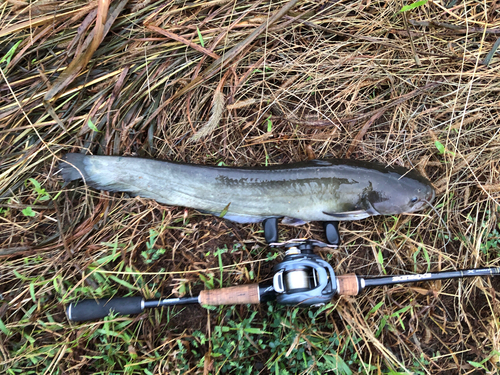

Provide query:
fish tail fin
left=59, top=154, right=144, bottom=195
left=60, top=153, right=90, bottom=183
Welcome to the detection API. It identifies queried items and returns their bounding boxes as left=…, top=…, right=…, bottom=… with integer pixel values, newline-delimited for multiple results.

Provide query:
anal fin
left=281, top=217, right=308, bottom=226
left=197, top=209, right=267, bottom=224
left=323, top=210, right=370, bottom=220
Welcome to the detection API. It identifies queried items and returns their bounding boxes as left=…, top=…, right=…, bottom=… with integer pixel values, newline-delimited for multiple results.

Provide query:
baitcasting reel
left=272, top=241, right=337, bottom=306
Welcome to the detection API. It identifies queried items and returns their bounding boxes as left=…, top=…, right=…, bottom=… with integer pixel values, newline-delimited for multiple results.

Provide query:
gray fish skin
left=60, top=154, right=435, bottom=223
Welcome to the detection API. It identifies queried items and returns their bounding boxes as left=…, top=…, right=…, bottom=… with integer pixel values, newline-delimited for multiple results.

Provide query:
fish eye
left=410, top=197, right=418, bottom=203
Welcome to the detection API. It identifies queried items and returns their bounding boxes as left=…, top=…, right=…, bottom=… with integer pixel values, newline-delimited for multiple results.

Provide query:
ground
left=1, top=0, right=500, bottom=374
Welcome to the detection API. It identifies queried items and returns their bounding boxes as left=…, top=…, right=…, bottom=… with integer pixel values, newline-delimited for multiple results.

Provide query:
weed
left=196, top=27, right=205, bottom=47
left=170, top=303, right=365, bottom=374
left=266, top=115, right=273, bottom=133
left=87, top=118, right=101, bottom=132
left=0, top=40, right=21, bottom=65
left=21, top=206, right=36, bottom=217
left=140, top=229, right=167, bottom=264
left=434, top=140, right=456, bottom=156
left=26, top=178, right=51, bottom=202
left=399, top=0, right=428, bottom=13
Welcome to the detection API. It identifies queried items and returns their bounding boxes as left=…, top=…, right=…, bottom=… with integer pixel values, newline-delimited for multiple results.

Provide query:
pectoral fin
left=363, top=197, right=380, bottom=216
left=323, top=203, right=379, bottom=220
left=323, top=196, right=380, bottom=220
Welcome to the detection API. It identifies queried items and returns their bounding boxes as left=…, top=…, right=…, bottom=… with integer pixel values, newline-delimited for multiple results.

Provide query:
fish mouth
left=407, top=198, right=431, bottom=213
left=412, top=190, right=435, bottom=212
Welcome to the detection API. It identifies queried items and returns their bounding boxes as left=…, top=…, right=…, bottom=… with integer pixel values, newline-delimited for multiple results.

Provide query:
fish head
left=368, top=171, right=435, bottom=215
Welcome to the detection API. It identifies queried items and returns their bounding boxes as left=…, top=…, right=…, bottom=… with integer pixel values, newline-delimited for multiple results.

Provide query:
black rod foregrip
left=67, top=296, right=144, bottom=322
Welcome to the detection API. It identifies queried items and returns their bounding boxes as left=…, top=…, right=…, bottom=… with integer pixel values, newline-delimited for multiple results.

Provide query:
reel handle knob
left=323, top=221, right=340, bottom=246
left=263, top=218, right=279, bottom=244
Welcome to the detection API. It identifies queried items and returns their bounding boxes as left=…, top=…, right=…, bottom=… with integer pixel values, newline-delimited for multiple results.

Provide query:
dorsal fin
left=308, top=159, right=333, bottom=167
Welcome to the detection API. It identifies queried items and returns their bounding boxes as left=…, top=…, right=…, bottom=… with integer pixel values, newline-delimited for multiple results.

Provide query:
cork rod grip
left=336, top=274, right=360, bottom=296
left=199, top=284, right=260, bottom=305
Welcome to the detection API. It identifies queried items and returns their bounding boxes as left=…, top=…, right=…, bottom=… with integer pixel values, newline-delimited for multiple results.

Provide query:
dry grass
left=1, top=0, right=500, bottom=373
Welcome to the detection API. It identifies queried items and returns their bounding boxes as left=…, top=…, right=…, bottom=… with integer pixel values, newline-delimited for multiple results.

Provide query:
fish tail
left=60, top=153, right=90, bottom=184
left=59, top=153, right=159, bottom=196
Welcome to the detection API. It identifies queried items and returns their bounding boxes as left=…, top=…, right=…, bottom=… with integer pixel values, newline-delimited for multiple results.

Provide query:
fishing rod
left=67, top=240, right=500, bottom=322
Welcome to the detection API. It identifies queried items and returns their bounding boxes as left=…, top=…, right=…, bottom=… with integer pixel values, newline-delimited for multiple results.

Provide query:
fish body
left=60, top=154, right=435, bottom=223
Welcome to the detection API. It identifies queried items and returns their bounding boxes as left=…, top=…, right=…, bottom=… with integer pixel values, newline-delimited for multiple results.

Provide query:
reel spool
left=272, top=241, right=337, bottom=306
left=284, top=269, right=311, bottom=291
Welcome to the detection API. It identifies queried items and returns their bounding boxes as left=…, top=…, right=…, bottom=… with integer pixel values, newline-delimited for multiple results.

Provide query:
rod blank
left=361, top=267, right=500, bottom=290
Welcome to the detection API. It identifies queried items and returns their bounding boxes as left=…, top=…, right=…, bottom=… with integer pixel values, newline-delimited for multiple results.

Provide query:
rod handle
left=336, top=274, right=360, bottom=296
left=67, top=296, right=144, bottom=322
left=199, top=284, right=260, bottom=305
